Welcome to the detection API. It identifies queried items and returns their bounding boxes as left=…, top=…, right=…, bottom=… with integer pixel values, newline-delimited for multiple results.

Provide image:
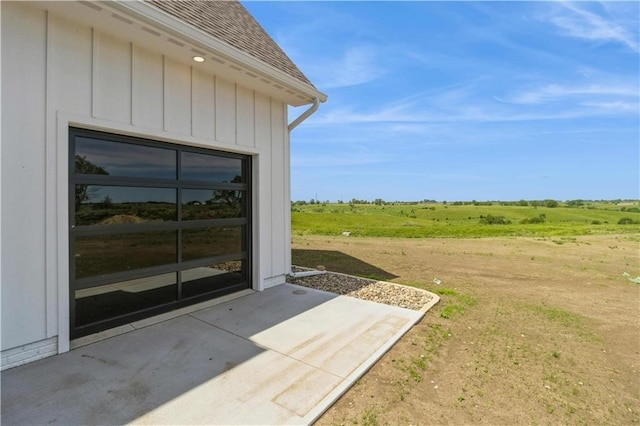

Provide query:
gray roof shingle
left=146, top=0, right=315, bottom=88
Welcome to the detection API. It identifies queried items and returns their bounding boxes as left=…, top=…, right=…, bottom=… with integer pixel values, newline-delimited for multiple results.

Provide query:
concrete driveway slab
left=1, top=283, right=427, bottom=425
left=192, top=285, right=419, bottom=378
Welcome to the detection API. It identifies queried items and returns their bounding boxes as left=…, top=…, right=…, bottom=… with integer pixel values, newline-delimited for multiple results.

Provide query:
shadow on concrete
left=292, top=249, right=398, bottom=281
left=0, top=285, right=340, bottom=425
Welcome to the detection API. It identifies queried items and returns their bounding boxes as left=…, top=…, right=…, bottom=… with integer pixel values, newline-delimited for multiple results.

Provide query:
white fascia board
left=110, top=1, right=327, bottom=105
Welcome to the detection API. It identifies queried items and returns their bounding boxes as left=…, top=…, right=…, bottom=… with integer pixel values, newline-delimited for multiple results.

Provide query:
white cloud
left=543, top=2, right=639, bottom=52
left=305, top=45, right=387, bottom=89
left=308, top=79, right=489, bottom=124
left=258, top=3, right=387, bottom=89
left=504, top=83, right=639, bottom=105
left=579, top=101, right=639, bottom=112
left=304, top=58, right=640, bottom=128
left=309, top=102, right=633, bottom=127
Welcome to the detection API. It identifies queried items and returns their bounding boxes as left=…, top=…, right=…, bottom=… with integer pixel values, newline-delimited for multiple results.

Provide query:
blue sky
left=243, top=1, right=639, bottom=202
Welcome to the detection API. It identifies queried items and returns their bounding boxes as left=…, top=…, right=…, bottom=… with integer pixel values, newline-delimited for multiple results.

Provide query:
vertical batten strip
left=44, top=9, right=56, bottom=339
left=213, top=75, right=218, bottom=141
left=131, top=45, right=136, bottom=126
left=269, top=98, right=275, bottom=276
left=129, top=42, right=133, bottom=125
left=252, top=90, right=257, bottom=148
left=90, top=28, right=97, bottom=118
left=189, top=65, right=193, bottom=137
left=190, top=66, right=194, bottom=136
left=283, top=102, right=292, bottom=272
left=278, top=100, right=287, bottom=275
left=234, top=83, right=238, bottom=145
left=162, top=55, right=166, bottom=132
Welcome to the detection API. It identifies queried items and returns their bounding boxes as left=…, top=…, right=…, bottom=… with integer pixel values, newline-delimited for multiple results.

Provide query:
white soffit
left=34, top=1, right=325, bottom=107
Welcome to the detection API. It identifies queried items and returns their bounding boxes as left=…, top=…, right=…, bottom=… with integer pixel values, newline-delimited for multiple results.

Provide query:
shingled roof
left=145, top=0, right=314, bottom=88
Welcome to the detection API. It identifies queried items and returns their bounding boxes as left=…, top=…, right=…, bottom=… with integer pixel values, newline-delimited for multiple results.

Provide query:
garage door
left=69, top=128, right=251, bottom=338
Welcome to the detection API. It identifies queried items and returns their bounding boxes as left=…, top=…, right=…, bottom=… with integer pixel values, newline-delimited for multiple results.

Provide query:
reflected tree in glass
left=75, top=155, right=109, bottom=210
left=211, top=175, right=242, bottom=205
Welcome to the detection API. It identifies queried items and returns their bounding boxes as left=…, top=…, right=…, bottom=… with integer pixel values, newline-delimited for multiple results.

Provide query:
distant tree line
left=291, top=198, right=638, bottom=207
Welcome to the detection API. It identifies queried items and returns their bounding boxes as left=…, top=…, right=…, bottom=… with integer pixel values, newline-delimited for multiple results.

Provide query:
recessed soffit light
left=192, top=56, right=205, bottom=63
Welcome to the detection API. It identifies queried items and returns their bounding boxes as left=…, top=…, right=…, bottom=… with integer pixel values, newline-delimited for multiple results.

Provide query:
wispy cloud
left=309, top=78, right=638, bottom=126
left=260, top=2, right=387, bottom=89
left=501, top=82, right=639, bottom=105
left=542, top=2, right=639, bottom=52
left=305, top=45, right=387, bottom=89
left=579, top=101, right=638, bottom=113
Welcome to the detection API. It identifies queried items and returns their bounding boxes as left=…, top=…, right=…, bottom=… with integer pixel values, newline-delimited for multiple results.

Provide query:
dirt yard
left=291, top=234, right=639, bottom=425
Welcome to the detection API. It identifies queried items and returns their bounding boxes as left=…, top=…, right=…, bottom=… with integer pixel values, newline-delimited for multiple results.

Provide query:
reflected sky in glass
left=75, top=137, right=176, bottom=179
left=181, top=151, right=242, bottom=183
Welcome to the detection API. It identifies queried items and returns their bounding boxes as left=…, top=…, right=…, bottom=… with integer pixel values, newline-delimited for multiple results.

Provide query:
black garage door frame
left=69, top=127, right=252, bottom=339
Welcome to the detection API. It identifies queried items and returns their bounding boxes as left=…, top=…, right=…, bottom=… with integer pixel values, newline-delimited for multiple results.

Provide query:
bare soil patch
left=292, top=234, right=639, bottom=425
left=99, top=214, right=146, bottom=225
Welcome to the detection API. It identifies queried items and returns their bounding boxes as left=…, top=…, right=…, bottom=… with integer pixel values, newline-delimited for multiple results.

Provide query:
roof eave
left=111, top=0, right=327, bottom=106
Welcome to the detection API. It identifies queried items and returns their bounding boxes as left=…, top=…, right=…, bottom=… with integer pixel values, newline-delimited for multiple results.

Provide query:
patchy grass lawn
left=292, top=234, right=640, bottom=425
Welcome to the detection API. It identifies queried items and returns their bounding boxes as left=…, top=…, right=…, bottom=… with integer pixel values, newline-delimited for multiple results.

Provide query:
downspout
left=288, top=97, right=320, bottom=132
left=287, top=97, right=326, bottom=278
left=289, top=269, right=327, bottom=279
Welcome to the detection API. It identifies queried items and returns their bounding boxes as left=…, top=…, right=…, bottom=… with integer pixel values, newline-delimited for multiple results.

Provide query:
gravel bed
left=286, top=267, right=434, bottom=311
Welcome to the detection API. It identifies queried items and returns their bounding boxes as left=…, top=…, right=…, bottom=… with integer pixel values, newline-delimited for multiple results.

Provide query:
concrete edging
left=303, top=280, right=441, bottom=424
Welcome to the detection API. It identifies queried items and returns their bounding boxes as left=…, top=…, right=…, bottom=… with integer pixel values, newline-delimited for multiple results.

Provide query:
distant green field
left=291, top=201, right=640, bottom=238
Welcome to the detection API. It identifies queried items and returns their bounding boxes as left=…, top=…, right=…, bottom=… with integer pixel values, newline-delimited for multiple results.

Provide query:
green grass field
left=291, top=201, right=640, bottom=238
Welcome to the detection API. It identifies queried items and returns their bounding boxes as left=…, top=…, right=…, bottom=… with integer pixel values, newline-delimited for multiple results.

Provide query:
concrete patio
left=1, top=283, right=432, bottom=425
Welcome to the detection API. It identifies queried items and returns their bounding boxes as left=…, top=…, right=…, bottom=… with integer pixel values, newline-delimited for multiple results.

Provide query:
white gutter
left=288, top=97, right=320, bottom=132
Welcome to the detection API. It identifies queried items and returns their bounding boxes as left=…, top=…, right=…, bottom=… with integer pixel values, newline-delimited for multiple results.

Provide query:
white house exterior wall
left=1, top=2, right=291, bottom=367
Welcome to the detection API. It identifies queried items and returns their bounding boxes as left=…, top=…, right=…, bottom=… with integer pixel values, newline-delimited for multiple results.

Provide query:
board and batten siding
left=1, top=2, right=291, bottom=355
